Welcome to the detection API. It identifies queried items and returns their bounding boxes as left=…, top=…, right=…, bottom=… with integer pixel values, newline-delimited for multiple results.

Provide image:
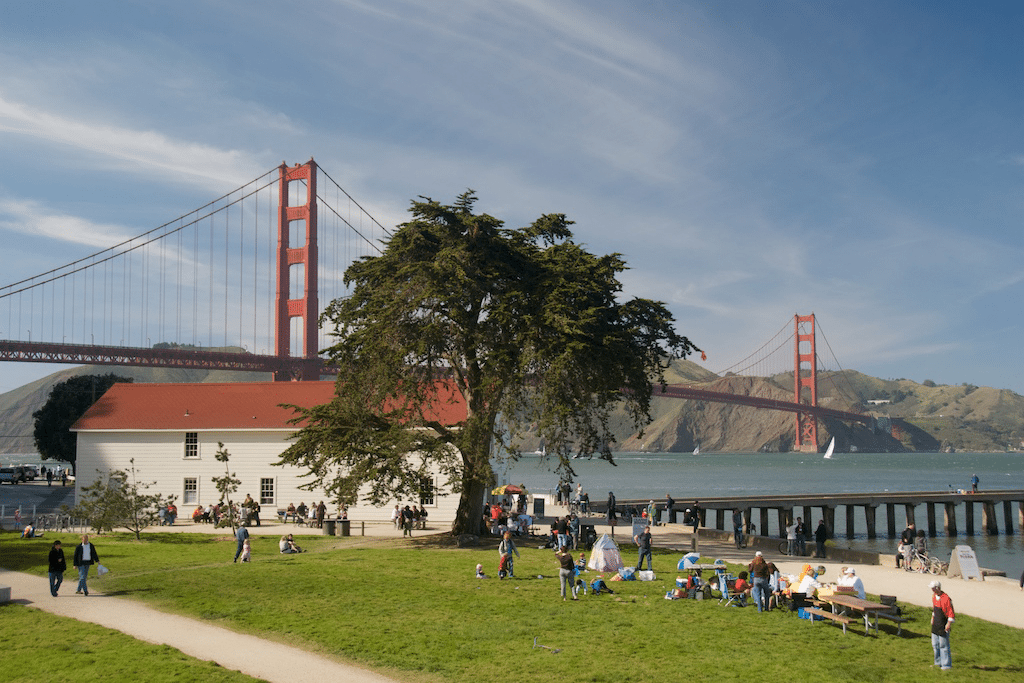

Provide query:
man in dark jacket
left=72, top=535, right=99, bottom=596
left=48, top=540, right=67, bottom=597
left=814, top=520, right=828, bottom=558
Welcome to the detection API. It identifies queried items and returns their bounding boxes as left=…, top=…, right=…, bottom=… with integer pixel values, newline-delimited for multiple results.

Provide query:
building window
left=260, top=478, right=275, bottom=506
left=184, top=432, right=199, bottom=459
left=418, top=476, right=435, bottom=506
left=183, top=477, right=198, bottom=505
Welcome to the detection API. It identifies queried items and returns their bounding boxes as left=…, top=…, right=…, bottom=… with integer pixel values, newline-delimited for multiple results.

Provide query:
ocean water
left=497, top=451, right=1024, bottom=577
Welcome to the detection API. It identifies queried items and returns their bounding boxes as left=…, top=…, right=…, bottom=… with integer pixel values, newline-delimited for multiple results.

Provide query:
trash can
left=533, top=498, right=545, bottom=517
left=339, top=519, right=351, bottom=537
left=323, top=519, right=336, bottom=536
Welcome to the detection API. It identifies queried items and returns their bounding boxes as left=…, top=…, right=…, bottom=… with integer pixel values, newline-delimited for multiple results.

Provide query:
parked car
left=22, top=465, right=38, bottom=481
left=0, top=466, right=27, bottom=484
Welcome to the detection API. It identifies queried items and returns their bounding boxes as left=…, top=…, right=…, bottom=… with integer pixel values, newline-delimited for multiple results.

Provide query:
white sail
left=823, top=437, right=835, bottom=459
left=693, top=444, right=700, bottom=455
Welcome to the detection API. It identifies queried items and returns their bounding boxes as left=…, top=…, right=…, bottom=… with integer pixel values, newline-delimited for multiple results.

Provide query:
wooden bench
left=875, top=611, right=909, bottom=635
left=802, top=606, right=855, bottom=634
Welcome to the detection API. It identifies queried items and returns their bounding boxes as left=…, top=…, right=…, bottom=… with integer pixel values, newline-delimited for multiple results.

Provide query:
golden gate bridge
left=0, top=159, right=870, bottom=451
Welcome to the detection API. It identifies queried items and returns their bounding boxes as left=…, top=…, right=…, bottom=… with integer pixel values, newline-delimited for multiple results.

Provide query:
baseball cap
left=929, top=580, right=941, bottom=590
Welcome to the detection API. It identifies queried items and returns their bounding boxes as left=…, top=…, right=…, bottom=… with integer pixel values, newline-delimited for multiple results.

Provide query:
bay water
left=497, top=451, right=1024, bottom=577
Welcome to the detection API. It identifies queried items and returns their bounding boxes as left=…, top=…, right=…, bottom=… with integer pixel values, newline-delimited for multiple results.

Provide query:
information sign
left=946, top=545, right=983, bottom=581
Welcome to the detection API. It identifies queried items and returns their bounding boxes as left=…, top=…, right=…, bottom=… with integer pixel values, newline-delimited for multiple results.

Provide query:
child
left=575, top=552, right=587, bottom=573
left=476, top=563, right=488, bottom=579
left=240, top=538, right=251, bottom=563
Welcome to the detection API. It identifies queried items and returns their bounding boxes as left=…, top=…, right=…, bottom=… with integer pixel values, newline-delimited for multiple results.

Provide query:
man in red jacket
left=930, top=580, right=955, bottom=670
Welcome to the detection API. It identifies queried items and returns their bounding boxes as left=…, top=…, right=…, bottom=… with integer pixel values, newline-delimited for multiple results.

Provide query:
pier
left=592, top=490, right=1024, bottom=539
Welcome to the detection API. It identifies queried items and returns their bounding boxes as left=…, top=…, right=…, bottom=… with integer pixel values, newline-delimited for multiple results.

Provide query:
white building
left=71, top=381, right=467, bottom=524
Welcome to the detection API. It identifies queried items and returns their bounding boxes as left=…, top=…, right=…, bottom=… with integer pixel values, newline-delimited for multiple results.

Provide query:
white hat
left=929, top=580, right=941, bottom=590
left=755, top=551, right=762, bottom=556
left=844, top=567, right=855, bottom=575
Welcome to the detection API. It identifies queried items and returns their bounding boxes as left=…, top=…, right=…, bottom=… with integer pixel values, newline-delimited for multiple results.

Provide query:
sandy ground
left=2, top=515, right=1022, bottom=683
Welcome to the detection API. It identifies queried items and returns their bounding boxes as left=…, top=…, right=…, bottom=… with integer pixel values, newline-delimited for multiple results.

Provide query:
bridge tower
left=793, top=313, right=819, bottom=452
left=274, top=159, right=320, bottom=381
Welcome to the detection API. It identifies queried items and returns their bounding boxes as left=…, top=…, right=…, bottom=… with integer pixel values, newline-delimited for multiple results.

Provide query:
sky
left=1, top=0, right=1023, bottom=395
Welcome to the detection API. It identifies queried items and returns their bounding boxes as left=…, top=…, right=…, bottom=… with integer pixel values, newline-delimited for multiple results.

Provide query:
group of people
left=392, top=504, right=428, bottom=535
left=484, top=501, right=531, bottom=536
left=282, top=501, right=328, bottom=527
left=46, top=535, right=100, bottom=597
left=158, top=503, right=178, bottom=526
left=895, top=521, right=929, bottom=570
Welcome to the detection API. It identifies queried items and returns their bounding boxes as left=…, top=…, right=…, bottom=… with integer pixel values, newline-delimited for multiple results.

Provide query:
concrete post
left=823, top=506, right=836, bottom=538
left=779, top=507, right=793, bottom=538
left=886, top=503, right=896, bottom=538
left=743, top=508, right=752, bottom=535
left=944, top=502, right=957, bottom=537
left=864, top=505, right=877, bottom=539
left=802, top=506, right=813, bottom=540
left=926, top=502, right=937, bottom=537
left=983, top=501, right=998, bottom=535
left=903, top=503, right=916, bottom=527
left=1002, top=501, right=1013, bottom=534
left=715, top=508, right=725, bottom=531
left=845, top=505, right=856, bottom=539
left=760, top=508, right=770, bottom=537
left=965, top=501, right=974, bottom=535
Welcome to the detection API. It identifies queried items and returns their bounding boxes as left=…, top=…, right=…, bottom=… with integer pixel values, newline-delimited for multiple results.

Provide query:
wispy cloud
left=0, top=198, right=133, bottom=248
left=0, top=95, right=259, bottom=189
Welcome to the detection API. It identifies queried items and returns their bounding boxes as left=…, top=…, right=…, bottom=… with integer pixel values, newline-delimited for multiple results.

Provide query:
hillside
left=2, top=358, right=1022, bottom=455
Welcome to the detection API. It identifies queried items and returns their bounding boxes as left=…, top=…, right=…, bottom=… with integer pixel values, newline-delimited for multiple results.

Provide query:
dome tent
left=587, top=533, right=624, bottom=573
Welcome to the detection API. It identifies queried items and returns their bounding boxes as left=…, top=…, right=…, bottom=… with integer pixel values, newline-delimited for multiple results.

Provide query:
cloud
left=0, top=198, right=133, bottom=249
left=0, top=95, right=260, bottom=189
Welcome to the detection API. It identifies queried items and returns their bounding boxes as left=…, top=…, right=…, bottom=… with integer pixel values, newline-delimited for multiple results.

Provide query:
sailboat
left=692, top=443, right=700, bottom=455
left=823, top=437, right=835, bottom=460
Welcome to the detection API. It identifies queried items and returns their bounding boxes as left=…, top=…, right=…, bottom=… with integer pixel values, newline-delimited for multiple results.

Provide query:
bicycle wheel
left=908, top=555, right=924, bottom=573
left=779, top=541, right=789, bottom=555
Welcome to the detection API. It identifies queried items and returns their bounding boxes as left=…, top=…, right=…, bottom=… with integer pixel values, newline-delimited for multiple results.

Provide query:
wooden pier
left=592, top=490, right=1024, bottom=539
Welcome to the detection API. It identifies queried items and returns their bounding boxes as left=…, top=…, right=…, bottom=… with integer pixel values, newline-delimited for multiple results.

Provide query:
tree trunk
left=452, top=478, right=487, bottom=535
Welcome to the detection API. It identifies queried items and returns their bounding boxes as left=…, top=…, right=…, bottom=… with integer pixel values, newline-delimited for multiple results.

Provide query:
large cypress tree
left=278, top=192, right=698, bottom=534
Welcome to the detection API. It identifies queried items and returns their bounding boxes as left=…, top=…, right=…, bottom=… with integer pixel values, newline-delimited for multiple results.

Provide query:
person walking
left=498, top=530, right=519, bottom=578
left=606, top=491, right=617, bottom=526
left=72, top=535, right=99, bottom=596
left=732, top=508, right=744, bottom=549
left=665, top=493, right=676, bottom=524
left=930, top=580, right=955, bottom=670
left=971, top=473, right=980, bottom=493
left=748, top=551, right=771, bottom=613
left=556, top=548, right=578, bottom=601
left=48, top=540, right=66, bottom=597
left=233, top=523, right=249, bottom=563
left=633, top=524, right=653, bottom=572
left=814, top=519, right=828, bottom=558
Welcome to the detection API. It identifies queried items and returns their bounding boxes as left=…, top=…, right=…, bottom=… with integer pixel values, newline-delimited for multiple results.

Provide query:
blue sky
left=1, top=0, right=1023, bottom=395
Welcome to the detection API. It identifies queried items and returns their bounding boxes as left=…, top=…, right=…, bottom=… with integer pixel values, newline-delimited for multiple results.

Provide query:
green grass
left=4, top=530, right=1024, bottom=682
left=0, top=602, right=265, bottom=682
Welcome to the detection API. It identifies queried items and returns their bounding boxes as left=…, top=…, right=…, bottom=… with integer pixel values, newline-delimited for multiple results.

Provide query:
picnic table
left=821, top=594, right=907, bottom=635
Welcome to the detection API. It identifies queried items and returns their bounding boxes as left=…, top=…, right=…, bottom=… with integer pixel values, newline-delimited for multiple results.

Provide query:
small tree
left=212, top=442, right=241, bottom=532
left=71, top=458, right=174, bottom=539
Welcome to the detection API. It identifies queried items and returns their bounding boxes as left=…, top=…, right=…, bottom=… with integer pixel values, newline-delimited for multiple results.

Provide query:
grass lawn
left=3, top=530, right=1024, bottom=682
left=0, top=602, right=265, bottom=683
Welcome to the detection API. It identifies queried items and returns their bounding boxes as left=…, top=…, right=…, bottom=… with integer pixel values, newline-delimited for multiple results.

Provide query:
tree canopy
left=33, top=374, right=133, bottom=474
left=278, top=192, right=698, bottom=534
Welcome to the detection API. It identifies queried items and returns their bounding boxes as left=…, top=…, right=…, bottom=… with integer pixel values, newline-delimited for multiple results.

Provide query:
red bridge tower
left=793, top=313, right=819, bottom=452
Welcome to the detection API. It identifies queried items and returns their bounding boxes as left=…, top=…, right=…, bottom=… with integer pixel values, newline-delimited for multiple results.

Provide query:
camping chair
left=713, top=564, right=743, bottom=606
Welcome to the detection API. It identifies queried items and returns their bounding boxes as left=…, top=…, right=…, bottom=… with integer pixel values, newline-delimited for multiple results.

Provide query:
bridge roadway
left=589, top=490, right=1024, bottom=540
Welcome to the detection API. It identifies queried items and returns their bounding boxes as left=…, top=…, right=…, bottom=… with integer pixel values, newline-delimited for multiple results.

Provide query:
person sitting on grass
left=575, top=552, right=587, bottom=573
left=476, top=563, right=488, bottom=579
left=590, top=575, right=614, bottom=595
left=279, top=534, right=302, bottom=554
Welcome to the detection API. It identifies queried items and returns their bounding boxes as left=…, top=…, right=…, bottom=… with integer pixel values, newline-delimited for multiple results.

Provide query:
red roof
left=72, top=381, right=467, bottom=431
